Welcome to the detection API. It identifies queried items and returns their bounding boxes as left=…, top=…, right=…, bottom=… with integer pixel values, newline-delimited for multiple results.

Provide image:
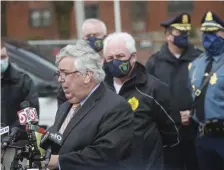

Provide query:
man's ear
left=131, top=52, right=137, bottom=63
left=165, top=28, right=173, bottom=42
left=1, top=47, right=8, bottom=56
left=83, top=71, right=93, bottom=84
left=166, top=32, right=174, bottom=42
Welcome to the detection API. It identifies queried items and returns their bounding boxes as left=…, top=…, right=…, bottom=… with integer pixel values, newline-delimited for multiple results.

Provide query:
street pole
left=114, top=0, right=122, bottom=32
left=74, top=0, right=85, bottom=39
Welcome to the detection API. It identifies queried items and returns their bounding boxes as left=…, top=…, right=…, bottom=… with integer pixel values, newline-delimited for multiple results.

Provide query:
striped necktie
left=59, top=103, right=81, bottom=134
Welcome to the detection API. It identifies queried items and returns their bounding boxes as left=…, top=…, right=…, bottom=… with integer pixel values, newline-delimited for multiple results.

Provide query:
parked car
left=3, top=39, right=59, bottom=127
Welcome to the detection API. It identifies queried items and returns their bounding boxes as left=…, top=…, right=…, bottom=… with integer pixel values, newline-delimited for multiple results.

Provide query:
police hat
left=161, top=13, right=191, bottom=31
left=200, top=11, right=224, bottom=32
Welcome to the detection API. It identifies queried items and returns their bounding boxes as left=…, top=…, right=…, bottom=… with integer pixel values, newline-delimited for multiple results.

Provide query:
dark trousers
left=196, top=135, right=224, bottom=170
left=164, top=122, right=199, bottom=170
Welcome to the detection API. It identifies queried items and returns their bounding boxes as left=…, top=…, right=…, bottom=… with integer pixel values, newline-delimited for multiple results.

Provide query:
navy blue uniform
left=146, top=13, right=200, bottom=170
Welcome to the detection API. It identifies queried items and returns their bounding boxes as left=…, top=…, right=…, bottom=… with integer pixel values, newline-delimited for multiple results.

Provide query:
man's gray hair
left=55, top=40, right=105, bottom=83
left=103, top=32, right=137, bottom=57
left=82, top=18, right=107, bottom=35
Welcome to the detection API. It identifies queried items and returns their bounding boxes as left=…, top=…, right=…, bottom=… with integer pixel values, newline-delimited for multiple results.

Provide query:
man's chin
left=65, top=93, right=72, bottom=100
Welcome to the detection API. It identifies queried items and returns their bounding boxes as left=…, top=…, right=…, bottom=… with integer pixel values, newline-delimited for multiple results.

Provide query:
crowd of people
left=1, top=10, right=224, bottom=170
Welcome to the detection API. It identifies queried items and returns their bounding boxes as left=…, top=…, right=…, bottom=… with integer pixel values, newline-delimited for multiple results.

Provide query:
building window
left=168, top=1, right=193, bottom=14
left=85, top=4, right=99, bottom=19
left=131, top=1, right=148, bottom=33
left=30, top=9, right=52, bottom=27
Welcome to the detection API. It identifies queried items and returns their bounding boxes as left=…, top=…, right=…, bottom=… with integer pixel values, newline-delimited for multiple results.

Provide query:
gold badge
left=188, top=63, right=192, bottom=71
left=205, top=11, right=213, bottom=21
left=182, top=14, right=188, bottom=24
left=210, top=73, right=218, bottom=85
left=128, top=97, right=139, bottom=111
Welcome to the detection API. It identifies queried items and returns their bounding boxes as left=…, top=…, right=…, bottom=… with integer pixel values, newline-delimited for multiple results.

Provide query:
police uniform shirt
left=189, top=52, right=224, bottom=122
left=189, top=11, right=224, bottom=122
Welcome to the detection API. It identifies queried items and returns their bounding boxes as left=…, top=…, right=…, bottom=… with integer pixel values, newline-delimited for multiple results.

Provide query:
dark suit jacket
left=50, top=83, right=133, bottom=170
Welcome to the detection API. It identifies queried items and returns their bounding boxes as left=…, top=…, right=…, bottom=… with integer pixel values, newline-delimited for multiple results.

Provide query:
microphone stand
left=25, top=123, right=44, bottom=169
left=1, top=149, right=6, bottom=170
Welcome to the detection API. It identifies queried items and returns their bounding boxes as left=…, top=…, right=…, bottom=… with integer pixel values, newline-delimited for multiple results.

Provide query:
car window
left=3, top=39, right=55, bottom=63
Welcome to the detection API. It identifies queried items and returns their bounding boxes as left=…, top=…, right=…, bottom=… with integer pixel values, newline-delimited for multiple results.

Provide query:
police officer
left=189, top=11, right=224, bottom=170
left=145, top=13, right=201, bottom=170
left=103, top=32, right=179, bottom=170
left=57, top=18, right=107, bottom=106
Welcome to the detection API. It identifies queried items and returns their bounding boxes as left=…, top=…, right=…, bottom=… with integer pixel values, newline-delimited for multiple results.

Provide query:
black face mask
left=173, top=33, right=189, bottom=48
left=87, top=37, right=104, bottom=52
left=106, top=56, right=133, bottom=78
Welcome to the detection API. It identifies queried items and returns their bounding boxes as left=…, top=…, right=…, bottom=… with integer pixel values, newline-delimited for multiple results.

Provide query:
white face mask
left=1, top=58, right=9, bottom=73
left=1, top=47, right=9, bottom=73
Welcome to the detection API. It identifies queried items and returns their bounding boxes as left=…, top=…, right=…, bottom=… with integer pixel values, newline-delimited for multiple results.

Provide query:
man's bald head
left=82, top=18, right=107, bottom=39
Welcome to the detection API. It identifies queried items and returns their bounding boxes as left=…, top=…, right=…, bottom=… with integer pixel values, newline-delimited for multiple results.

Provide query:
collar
left=159, top=43, right=199, bottom=62
left=80, top=83, right=100, bottom=106
left=205, top=52, right=224, bottom=62
left=1, top=64, right=20, bottom=82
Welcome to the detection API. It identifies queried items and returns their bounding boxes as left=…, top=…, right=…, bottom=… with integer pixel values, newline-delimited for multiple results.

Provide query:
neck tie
left=59, top=103, right=81, bottom=134
left=195, top=57, right=213, bottom=122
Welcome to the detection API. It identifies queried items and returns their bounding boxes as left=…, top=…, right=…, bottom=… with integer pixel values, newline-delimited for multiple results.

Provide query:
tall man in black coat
left=1, top=39, right=39, bottom=139
left=145, top=13, right=201, bottom=170
left=103, top=32, right=179, bottom=170
left=47, top=40, right=133, bottom=170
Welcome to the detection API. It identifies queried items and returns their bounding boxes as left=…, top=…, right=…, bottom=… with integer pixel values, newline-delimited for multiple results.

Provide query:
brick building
left=4, top=1, right=224, bottom=40
left=2, top=1, right=224, bottom=64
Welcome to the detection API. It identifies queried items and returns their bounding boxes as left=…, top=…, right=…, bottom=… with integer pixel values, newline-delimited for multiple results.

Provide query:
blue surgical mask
left=202, top=33, right=224, bottom=57
left=87, top=37, right=104, bottom=52
left=106, top=57, right=132, bottom=78
left=1, top=58, right=9, bottom=73
left=173, top=33, right=189, bottom=48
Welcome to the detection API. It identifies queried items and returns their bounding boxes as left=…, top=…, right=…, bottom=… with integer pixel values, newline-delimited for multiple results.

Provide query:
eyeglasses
left=54, top=70, right=79, bottom=79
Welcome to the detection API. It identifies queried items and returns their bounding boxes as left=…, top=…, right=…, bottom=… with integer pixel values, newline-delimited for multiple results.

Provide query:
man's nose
left=58, top=76, right=65, bottom=84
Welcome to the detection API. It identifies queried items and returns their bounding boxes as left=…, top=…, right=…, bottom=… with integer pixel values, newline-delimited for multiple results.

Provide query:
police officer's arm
left=153, top=80, right=180, bottom=147
left=145, top=52, right=158, bottom=74
left=22, top=73, right=40, bottom=116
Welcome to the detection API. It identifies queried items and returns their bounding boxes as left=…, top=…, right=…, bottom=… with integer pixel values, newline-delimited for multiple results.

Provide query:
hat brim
left=200, top=22, right=224, bottom=31
left=170, top=23, right=191, bottom=31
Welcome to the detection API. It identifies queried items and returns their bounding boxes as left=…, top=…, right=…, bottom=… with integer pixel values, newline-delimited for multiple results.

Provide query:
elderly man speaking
left=47, top=40, right=133, bottom=170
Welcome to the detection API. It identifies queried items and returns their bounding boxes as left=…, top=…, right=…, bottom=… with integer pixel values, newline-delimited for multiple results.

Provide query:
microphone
left=1, top=127, right=20, bottom=150
left=17, top=101, right=39, bottom=125
left=34, top=126, right=46, bottom=134
left=26, top=124, right=46, bottom=134
left=40, top=131, right=63, bottom=150
left=0, top=126, right=9, bottom=136
left=40, top=131, right=62, bottom=166
left=17, top=101, right=44, bottom=160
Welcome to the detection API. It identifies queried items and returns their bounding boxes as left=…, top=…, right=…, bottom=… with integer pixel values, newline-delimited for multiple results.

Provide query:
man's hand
left=180, top=110, right=191, bottom=126
left=47, top=155, right=59, bottom=170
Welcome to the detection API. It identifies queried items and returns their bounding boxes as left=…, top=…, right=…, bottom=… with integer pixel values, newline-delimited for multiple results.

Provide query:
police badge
left=128, top=97, right=139, bottom=111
